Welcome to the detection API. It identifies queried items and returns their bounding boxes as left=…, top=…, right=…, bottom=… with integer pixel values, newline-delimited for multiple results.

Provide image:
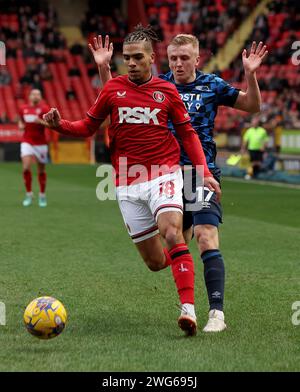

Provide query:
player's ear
left=195, top=55, right=201, bottom=68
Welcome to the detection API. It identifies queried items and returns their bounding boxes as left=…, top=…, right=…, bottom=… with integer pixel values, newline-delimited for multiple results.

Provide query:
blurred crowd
left=220, top=0, right=300, bottom=130
left=81, top=4, right=128, bottom=41
left=0, top=0, right=66, bottom=96
left=146, top=0, right=300, bottom=131
left=0, top=0, right=66, bottom=59
left=146, top=0, right=258, bottom=55
left=79, top=1, right=128, bottom=87
left=191, top=0, right=258, bottom=55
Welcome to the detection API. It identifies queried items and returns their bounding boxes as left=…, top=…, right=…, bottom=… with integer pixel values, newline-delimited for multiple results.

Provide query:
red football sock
left=23, top=170, right=32, bottom=193
left=169, top=243, right=195, bottom=305
left=163, top=248, right=172, bottom=267
left=38, top=172, right=47, bottom=194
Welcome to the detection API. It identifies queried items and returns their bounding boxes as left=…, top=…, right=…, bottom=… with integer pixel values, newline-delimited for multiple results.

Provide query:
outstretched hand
left=242, top=41, right=268, bottom=74
left=43, top=108, right=61, bottom=128
left=88, top=35, right=113, bottom=67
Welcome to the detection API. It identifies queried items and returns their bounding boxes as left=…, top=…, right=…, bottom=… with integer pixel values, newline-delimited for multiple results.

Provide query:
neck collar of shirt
left=126, top=75, right=153, bottom=87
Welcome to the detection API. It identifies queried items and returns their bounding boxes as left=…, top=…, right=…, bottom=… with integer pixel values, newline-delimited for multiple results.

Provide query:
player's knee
left=147, top=263, right=163, bottom=272
left=38, top=165, right=46, bottom=174
left=195, top=227, right=215, bottom=252
left=163, top=225, right=182, bottom=248
left=22, top=162, right=31, bottom=171
left=144, top=257, right=164, bottom=272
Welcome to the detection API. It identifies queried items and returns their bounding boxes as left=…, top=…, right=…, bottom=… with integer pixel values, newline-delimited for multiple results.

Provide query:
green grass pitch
left=0, top=162, right=299, bottom=371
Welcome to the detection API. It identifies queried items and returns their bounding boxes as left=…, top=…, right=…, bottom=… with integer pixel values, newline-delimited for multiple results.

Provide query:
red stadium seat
left=2, top=86, right=18, bottom=121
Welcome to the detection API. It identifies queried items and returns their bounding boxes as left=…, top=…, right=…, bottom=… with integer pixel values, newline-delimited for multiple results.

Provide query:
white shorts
left=21, top=142, right=48, bottom=164
left=116, top=169, right=183, bottom=243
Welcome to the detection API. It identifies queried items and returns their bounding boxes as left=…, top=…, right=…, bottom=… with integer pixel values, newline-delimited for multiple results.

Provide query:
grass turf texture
left=0, top=162, right=299, bottom=372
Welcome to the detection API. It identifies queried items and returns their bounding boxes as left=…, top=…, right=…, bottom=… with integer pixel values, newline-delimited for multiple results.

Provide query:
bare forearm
left=235, top=41, right=268, bottom=113
left=241, top=71, right=261, bottom=113
left=245, top=71, right=261, bottom=110
left=98, top=64, right=112, bottom=86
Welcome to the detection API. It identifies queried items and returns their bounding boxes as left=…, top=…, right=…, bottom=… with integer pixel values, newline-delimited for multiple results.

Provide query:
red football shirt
left=19, top=103, right=50, bottom=145
left=87, top=75, right=191, bottom=184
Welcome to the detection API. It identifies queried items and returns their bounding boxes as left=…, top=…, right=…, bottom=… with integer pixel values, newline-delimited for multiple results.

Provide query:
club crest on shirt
left=153, top=91, right=165, bottom=103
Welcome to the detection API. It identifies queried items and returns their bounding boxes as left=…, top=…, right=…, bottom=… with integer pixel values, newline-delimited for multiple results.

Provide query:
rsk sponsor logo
left=118, top=107, right=161, bottom=124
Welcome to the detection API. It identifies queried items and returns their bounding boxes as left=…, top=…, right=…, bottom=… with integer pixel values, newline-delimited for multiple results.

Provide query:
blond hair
left=168, top=34, right=199, bottom=54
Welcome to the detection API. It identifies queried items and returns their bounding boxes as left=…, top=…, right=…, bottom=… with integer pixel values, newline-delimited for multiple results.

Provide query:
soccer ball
left=24, top=296, right=67, bottom=339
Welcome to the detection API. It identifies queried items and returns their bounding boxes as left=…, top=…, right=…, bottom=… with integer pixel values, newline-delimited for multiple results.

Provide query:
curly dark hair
left=124, top=24, right=160, bottom=45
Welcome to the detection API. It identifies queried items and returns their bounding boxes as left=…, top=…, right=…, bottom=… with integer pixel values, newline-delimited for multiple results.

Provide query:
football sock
left=201, top=249, right=225, bottom=311
left=23, top=169, right=32, bottom=193
left=169, top=243, right=195, bottom=305
left=38, top=172, right=47, bottom=194
left=163, top=248, right=172, bottom=268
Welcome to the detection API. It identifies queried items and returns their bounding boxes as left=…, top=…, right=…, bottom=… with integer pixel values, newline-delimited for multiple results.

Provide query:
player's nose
left=128, top=58, right=136, bottom=67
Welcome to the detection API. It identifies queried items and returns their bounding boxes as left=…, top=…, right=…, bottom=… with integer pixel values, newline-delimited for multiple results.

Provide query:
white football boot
left=38, top=193, right=47, bottom=207
left=178, top=303, right=197, bottom=336
left=203, top=309, right=227, bottom=332
left=22, top=193, right=33, bottom=207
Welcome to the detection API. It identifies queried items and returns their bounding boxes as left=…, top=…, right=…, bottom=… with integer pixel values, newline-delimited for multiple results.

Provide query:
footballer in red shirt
left=18, top=89, right=50, bottom=207
left=43, top=25, right=221, bottom=336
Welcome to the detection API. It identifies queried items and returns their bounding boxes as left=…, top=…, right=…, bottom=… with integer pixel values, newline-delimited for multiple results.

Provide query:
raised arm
left=88, top=35, right=113, bottom=86
left=234, top=41, right=268, bottom=113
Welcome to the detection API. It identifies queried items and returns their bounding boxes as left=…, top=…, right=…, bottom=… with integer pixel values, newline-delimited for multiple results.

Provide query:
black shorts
left=249, top=150, right=263, bottom=162
left=182, top=167, right=223, bottom=231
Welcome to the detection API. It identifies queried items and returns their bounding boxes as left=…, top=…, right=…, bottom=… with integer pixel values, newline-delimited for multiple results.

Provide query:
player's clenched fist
left=43, top=108, right=61, bottom=128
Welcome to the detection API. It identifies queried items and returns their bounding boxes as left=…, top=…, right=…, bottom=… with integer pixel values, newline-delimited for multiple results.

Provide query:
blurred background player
left=18, top=89, right=50, bottom=207
left=242, top=116, right=269, bottom=179
left=43, top=25, right=221, bottom=336
left=91, top=33, right=268, bottom=332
